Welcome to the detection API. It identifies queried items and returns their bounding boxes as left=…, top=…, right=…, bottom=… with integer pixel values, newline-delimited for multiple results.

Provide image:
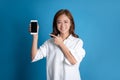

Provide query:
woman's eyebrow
left=57, top=19, right=69, bottom=21
left=57, top=19, right=61, bottom=21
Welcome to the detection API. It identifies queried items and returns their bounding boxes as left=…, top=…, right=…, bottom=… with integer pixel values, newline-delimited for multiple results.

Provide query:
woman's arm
left=29, top=23, right=39, bottom=61
left=31, top=35, right=38, bottom=60
left=59, top=43, right=77, bottom=65
left=50, top=34, right=77, bottom=65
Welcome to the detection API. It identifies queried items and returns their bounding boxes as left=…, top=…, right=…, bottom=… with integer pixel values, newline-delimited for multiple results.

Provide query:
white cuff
left=31, top=50, right=44, bottom=63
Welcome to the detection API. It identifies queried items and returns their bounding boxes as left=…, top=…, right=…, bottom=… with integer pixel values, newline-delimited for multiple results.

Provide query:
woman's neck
left=60, top=33, right=70, bottom=40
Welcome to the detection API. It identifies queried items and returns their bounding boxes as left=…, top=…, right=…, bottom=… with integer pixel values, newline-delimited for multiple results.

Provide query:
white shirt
left=32, top=35, right=85, bottom=80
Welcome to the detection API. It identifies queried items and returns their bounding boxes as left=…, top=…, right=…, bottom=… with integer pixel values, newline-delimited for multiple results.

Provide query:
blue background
left=0, top=0, right=120, bottom=80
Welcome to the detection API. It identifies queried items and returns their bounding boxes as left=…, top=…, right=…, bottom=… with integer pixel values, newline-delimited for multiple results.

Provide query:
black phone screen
left=31, top=22, right=37, bottom=33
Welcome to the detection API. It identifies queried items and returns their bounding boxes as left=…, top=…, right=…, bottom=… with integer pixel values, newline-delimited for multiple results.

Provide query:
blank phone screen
left=31, top=22, right=37, bottom=33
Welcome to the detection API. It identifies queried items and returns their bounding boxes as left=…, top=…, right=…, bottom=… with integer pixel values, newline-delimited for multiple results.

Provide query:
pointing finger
left=49, top=34, right=57, bottom=38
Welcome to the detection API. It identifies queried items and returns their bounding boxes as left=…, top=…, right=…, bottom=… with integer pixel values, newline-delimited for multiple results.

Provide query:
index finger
left=49, top=34, right=57, bottom=38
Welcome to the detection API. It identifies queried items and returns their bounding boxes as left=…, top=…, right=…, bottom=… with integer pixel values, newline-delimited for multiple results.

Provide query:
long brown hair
left=51, top=9, right=79, bottom=38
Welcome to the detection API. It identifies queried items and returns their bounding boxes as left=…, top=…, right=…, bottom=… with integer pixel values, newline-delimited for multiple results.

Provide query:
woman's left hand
left=50, top=34, right=63, bottom=46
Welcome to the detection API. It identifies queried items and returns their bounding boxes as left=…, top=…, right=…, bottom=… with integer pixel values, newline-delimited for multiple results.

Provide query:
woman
left=30, top=9, right=85, bottom=80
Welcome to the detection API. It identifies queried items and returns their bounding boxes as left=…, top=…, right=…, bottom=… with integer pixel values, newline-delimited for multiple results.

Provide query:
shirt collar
left=65, top=34, right=74, bottom=41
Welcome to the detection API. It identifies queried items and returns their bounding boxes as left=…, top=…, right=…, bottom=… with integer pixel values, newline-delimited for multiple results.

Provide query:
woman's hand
left=50, top=34, right=63, bottom=46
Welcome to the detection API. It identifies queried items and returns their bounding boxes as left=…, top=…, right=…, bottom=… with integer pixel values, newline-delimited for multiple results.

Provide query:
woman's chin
left=60, top=31, right=68, bottom=34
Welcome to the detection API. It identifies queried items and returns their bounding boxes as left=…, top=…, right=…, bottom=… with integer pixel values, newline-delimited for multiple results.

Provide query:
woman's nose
left=61, top=22, right=65, bottom=26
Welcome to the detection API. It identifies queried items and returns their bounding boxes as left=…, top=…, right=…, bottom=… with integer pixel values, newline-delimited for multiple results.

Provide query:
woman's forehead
left=57, top=14, right=70, bottom=21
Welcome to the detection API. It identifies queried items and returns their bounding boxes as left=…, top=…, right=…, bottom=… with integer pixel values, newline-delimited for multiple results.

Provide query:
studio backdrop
left=0, top=0, right=120, bottom=80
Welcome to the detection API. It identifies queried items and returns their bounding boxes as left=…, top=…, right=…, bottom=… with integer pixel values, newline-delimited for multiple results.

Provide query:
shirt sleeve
left=64, top=39, right=86, bottom=65
left=32, top=41, right=48, bottom=62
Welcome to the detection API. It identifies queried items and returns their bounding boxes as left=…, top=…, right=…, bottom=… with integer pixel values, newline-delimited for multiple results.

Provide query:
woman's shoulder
left=70, top=35, right=83, bottom=44
left=44, top=38, right=54, bottom=44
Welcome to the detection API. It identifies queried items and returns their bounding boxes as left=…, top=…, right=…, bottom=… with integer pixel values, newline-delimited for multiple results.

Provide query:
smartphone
left=30, top=20, right=38, bottom=35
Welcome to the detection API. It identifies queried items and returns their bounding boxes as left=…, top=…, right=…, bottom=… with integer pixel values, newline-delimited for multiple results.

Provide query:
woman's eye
left=64, top=21, right=68, bottom=23
left=57, top=22, right=61, bottom=24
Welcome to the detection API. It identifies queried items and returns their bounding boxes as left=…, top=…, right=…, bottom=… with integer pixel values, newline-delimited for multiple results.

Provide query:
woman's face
left=56, top=14, right=71, bottom=35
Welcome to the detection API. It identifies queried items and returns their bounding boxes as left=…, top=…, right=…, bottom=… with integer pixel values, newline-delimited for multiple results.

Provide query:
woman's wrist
left=33, top=35, right=38, bottom=40
left=59, top=42, right=64, bottom=48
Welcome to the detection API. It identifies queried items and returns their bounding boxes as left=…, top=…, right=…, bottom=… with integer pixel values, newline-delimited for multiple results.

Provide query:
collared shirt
left=32, top=35, right=85, bottom=80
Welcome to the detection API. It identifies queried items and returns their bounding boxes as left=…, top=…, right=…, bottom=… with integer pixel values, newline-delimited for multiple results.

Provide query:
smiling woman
left=0, top=0, right=120, bottom=80
left=30, top=9, right=85, bottom=80
left=56, top=14, right=71, bottom=36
